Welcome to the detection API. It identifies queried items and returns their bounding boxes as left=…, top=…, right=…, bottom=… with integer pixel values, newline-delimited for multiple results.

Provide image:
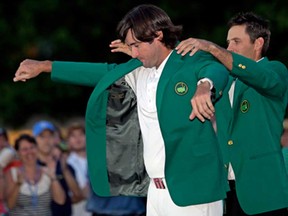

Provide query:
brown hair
left=66, top=122, right=85, bottom=138
left=228, top=11, right=271, bottom=56
left=117, top=4, right=182, bottom=49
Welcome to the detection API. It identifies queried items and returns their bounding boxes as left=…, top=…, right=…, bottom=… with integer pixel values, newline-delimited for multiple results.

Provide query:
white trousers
left=146, top=179, right=223, bottom=216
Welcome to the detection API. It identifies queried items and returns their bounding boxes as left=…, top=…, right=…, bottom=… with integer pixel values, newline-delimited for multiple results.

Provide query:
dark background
left=0, top=0, right=287, bottom=128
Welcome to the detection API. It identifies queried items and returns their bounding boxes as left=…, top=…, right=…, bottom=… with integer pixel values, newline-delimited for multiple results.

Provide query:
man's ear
left=156, top=31, right=163, bottom=41
left=255, top=37, right=264, bottom=52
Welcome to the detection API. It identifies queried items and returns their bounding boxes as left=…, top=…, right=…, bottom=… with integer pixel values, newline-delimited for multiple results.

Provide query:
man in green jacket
left=13, top=4, right=229, bottom=216
left=176, top=12, right=288, bottom=215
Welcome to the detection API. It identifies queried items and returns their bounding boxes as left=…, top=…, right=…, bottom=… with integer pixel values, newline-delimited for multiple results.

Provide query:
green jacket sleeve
left=231, top=53, right=288, bottom=99
left=194, top=51, right=229, bottom=101
left=51, top=61, right=118, bottom=87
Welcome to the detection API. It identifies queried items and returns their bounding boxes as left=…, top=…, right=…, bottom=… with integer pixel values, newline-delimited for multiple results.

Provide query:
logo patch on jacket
left=240, top=100, right=249, bottom=113
left=175, top=82, right=188, bottom=95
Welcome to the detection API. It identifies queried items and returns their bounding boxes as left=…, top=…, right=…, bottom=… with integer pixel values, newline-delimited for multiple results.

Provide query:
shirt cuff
left=197, top=78, right=214, bottom=90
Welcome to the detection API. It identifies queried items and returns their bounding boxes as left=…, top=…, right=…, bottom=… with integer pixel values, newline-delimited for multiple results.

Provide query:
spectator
left=0, top=127, right=17, bottom=215
left=66, top=122, right=147, bottom=216
left=5, top=134, right=65, bottom=216
left=53, top=125, right=66, bottom=148
left=66, top=122, right=91, bottom=216
left=33, top=120, right=82, bottom=216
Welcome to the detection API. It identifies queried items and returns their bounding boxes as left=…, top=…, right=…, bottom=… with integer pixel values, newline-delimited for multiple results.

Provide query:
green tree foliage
left=0, top=0, right=287, bottom=127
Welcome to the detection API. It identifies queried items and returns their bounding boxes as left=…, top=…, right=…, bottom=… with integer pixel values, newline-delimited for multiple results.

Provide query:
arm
left=190, top=81, right=214, bottom=122
left=5, top=168, right=23, bottom=209
left=51, top=61, right=114, bottom=87
left=13, top=59, right=117, bottom=87
left=230, top=54, right=288, bottom=98
left=176, top=38, right=288, bottom=99
left=176, top=39, right=232, bottom=121
left=13, top=60, right=52, bottom=82
left=190, top=61, right=229, bottom=121
left=62, top=167, right=83, bottom=203
left=176, top=38, right=233, bottom=70
left=109, top=39, right=227, bottom=122
left=59, top=156, right=83, bottom=203
left=179, top=49, right=228, bottom=122
left=43, top=160, right=66, bottom=205
left=50, top=177, right=66, bottom=205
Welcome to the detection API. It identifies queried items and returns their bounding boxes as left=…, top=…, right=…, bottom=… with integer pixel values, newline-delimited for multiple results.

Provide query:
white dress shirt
left=125, top=52, right=172, bottom=178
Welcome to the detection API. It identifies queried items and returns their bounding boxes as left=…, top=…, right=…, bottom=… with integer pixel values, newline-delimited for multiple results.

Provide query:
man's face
left=35, top=129, right=54, bottom=155
left=125, top=29, right=163, bottom=68
left=67, top=128, right=86, bottom=152
left=226, top=25, right=257, bottom=60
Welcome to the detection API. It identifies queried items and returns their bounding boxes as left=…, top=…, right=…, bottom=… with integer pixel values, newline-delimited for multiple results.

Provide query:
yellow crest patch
left=175, top=82, right=188, bottom=95
left=240, top=100, right=249, bottom=113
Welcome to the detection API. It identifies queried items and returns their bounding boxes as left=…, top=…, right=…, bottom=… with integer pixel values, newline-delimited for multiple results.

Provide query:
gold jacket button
left=228, top=140, right=233, bottom=145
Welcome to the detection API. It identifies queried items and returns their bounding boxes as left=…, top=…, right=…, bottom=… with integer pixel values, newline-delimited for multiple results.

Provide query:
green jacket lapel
left=156, top=51, right=184, bottom=110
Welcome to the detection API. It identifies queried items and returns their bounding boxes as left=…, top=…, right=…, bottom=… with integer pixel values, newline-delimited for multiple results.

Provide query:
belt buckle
left=153, top=178, right=165, bottom=189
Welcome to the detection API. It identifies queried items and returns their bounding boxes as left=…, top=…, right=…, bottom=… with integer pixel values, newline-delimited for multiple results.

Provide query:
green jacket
left=215, top=53, right=288, bottom=214
left=51, top=50, right=229, bottom=206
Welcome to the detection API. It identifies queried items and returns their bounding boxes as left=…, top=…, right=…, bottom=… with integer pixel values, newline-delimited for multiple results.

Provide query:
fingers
left=109, top=39, right=132, bottom=56
left=14, top=59, right=31, bottom=82
left=189, top=82, right=215, bottom=122
left=110, top=39, right=125, bottom=52
left=14, top=65, right=33, bottom=82
left=190, top=100, right=204, bottom=122
left=176, top=38, right=197, bottom=56
left=14, top=67, right=28, bottom=82
left=189, top=111, right=196, bottom=121
left=190, top=104, right=214, bottom=122
left=13, top=77, right=26, bottom=82
left=42, top=167, right=56, bottom=180
left=206, top=99, right=215, bottom=113
left=13, top=70, right=29, bottom=82
left=110, top=39, right=122, bottom=44
left=190, top=98, right=214, bottom=122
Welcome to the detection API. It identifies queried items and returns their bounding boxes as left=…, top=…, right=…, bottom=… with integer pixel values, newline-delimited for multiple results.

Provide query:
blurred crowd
left=0, top=120, right=146, bottom=216
left=1, top=117, right=288, bottom=216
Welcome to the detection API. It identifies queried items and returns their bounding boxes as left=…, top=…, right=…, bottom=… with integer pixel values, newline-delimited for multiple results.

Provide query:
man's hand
left=109, top=39, right=132, bottom=56
left=175, top=38, right=217, bottom=121
left=190, top=81, right=215, bottom=122
left=43, top=157, right=57, bottom=180
left=13, top=59, right=52, bottom=82
left=175, top=37, right=213, bottom=56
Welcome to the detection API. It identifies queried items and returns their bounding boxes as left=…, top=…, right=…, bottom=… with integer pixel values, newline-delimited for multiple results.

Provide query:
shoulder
left=67, top=152, right=77, bottom=163
left=177, top=50, right=222, bottom=66
left=258, top=58, right=288, bottom=80
left=265, top=58, right=288, bottom=71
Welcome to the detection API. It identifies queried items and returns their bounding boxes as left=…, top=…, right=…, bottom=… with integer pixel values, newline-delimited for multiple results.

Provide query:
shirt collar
left=257, top=57, right=264, bottom=62
left=156, top=51, right=173, bottom=73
